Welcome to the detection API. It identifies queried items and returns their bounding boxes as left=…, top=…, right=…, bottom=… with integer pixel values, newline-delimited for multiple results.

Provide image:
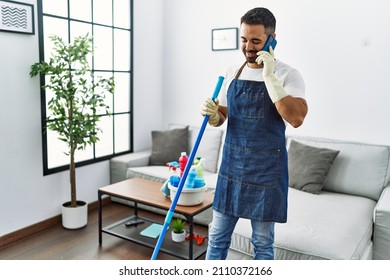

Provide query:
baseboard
left=0, top=198, right=111, bottom=248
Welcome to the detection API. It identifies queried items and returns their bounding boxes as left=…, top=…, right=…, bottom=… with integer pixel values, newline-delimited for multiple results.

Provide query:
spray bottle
left=179, top=152, right=188, bottom=178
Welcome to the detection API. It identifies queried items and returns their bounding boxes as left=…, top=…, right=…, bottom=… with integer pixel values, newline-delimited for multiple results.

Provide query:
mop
left=151, top=76, right=224, bottom=260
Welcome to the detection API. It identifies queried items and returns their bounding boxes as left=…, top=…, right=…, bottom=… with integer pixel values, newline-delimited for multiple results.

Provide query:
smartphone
left=262, top=35, right=277, bottom=52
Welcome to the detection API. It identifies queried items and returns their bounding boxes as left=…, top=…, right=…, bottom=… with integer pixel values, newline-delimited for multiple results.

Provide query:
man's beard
left=245, top=56, right=256, bottom=63
left=243, top=48, right=258, bottom=63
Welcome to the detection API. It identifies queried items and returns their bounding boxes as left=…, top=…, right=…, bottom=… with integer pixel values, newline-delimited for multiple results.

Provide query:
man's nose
left=245, top=41, right=255, bottom=50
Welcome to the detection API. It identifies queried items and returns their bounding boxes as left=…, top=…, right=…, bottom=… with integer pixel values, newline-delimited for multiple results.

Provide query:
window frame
left=36, top=0, right=134, bottom=175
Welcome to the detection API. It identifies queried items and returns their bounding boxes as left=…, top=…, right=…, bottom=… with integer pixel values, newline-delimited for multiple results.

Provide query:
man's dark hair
left=241, top=7, right=276, bottom=34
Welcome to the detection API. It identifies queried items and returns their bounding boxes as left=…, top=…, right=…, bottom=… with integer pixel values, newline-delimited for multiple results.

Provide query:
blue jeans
left=206, top=210, right=275, bottom=260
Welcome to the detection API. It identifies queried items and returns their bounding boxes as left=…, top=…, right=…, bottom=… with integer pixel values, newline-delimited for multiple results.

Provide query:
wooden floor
left=0, top=201, right=208, bottom=260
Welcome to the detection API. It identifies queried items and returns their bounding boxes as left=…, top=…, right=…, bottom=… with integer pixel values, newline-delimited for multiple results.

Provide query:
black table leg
left=98, top=191, right=103, bottom=245
left=187, top=215, right=194, bottom=260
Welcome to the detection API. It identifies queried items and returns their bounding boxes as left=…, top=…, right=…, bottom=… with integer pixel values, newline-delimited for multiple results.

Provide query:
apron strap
left=235, top=62, right=247, bottom=79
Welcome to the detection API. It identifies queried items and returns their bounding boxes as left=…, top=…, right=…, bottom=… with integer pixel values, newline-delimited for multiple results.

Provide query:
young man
left=201, top=7, right=308, bottom=260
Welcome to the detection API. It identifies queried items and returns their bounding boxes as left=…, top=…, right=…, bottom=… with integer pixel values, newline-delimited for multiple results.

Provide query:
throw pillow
left=288, top=140, right=340, bottom=194
left=189, top=127, right=223, bottom=173
left=150, top=126, right=189, bottom=166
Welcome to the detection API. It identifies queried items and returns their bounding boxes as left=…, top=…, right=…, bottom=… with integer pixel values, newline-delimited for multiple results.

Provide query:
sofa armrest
left=110, top=150, right=151, bottom=183
left=373, top=186, right=390, bottom=259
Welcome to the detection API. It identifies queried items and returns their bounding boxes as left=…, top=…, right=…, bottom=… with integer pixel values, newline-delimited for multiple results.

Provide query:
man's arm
left=201, top=99, right=228, bottom=127
left=275, top=96, right=307, bottom=128
left=215, top=105, right=228, bottom=127
left=256, top=48, right=307, bottom=128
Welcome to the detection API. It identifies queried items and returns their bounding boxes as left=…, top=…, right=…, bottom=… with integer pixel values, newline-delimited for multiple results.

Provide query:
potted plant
left=170, top=218, right=186, bottom=242
left=29, top=34, right=115, bottom=229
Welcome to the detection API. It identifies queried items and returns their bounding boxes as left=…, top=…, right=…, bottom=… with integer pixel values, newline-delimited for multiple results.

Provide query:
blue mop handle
left=151, top=76, right=224, bottom=260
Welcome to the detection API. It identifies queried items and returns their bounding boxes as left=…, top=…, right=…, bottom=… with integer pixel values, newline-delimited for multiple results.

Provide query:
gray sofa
left=110, top=125, right=390, bottom=260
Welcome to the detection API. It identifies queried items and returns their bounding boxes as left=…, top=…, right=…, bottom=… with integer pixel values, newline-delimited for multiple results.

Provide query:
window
left=37, top=0, right=133, bottom=175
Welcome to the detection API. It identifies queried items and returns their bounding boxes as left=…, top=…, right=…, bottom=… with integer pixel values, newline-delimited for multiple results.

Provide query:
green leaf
left=29, top=33, right=116, bottom=205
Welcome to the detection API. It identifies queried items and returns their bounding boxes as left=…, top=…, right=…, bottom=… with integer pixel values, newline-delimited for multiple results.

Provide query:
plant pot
left=61, top=200, right=88, bottom=229
left=171, top=230, right=186, bottom=242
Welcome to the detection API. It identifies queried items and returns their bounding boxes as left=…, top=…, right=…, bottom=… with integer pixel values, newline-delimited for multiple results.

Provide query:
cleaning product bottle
left=193, top=157, right=205, bottom=178
left=184, top=167, right=197, bottom=188
left=179, top=152, right=188, bottom=178
left=193, top=157, right=205, bottom=188
left=166, top=161, right=180, bottom=187
left=194, top=177, right=205, bottom=188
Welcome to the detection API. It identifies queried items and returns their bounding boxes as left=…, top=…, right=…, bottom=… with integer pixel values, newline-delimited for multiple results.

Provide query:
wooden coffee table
left=98, top=178, right=213, bottom=259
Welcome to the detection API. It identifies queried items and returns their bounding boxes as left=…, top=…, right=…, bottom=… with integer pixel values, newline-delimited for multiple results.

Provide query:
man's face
left=240, top=23, right=271, bottom=68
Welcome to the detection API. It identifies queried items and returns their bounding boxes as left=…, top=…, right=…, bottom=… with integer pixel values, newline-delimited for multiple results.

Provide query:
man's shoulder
left=275, top=60, right=296, bottom=72
left=223, top=64, right=242, bottom=77
left=275, top=60, right=302, bottom=79
left=275, top=60, right=305, bottom=98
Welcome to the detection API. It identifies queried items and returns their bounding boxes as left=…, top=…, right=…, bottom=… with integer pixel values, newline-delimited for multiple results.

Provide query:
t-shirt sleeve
left=282, top=68, right=305, bottom=99
left=218, top=77, right=228, bottom=107
left=218, top=66, right=239, bottom=107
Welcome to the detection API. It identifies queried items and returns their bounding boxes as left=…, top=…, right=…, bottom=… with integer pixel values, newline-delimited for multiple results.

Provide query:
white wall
left=132, top=0, right=164, bottom=150
left=0, top=0, right=164, bottom=236
left=1, top=0, right=390, bottom=237
left=162, top=0, right=390, bottom=146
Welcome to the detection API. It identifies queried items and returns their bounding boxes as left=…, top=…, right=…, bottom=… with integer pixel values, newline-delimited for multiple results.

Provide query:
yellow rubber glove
left=201, top=98, right=220, bottom=126
left=256, top=47, right=288, bottom=103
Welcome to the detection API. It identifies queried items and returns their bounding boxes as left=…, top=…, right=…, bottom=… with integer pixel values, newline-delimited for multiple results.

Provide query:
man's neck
left=246, top=62, right=263, bottom=69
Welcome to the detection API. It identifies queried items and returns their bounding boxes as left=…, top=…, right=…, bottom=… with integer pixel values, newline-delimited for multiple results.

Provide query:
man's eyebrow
left=241, top=36, right=262, bottom=42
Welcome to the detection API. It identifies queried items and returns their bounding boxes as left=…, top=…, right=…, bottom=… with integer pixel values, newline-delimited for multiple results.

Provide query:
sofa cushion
left=373, top=186, right=390, bottom=259
left=126, top=166, right=170, bottom=183
left=150, top=126, right=189, bottom=166
left=228, top=188, right=376, bottom=260
left=169, top=124, right=224, bottom=173
left=287, top=135, right=390, bottom=201
left=288, top=140, right=340, bottom=194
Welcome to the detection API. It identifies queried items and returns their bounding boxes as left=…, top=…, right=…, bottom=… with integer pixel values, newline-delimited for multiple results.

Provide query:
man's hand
left=201, top=98, right=220, bottom=126
left=255, top=46, right=276, bottom=78
left=255, top=47, right=288, bottom=103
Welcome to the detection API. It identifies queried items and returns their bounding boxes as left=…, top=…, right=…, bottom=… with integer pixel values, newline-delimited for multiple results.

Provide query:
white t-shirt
left=218, top=60, right=305, bottom=107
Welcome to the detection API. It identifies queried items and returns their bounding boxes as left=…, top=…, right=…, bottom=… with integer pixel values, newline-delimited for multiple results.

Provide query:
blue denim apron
left=213, top=62, right=288, bottom=223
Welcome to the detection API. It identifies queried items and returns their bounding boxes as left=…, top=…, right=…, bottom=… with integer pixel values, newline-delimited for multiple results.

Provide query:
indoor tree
left=30, top=34, right=115, bottom=209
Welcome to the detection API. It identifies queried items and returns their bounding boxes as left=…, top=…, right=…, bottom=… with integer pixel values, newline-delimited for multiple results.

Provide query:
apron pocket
left=242, top=148, right=280, bottom=188
left=242, top=91, right=265, bottom=119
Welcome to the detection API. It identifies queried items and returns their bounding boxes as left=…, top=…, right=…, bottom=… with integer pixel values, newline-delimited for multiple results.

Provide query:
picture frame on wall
left=0, top=0, right=34, bottom=35
left=211, top=27, right=238, bottom=51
